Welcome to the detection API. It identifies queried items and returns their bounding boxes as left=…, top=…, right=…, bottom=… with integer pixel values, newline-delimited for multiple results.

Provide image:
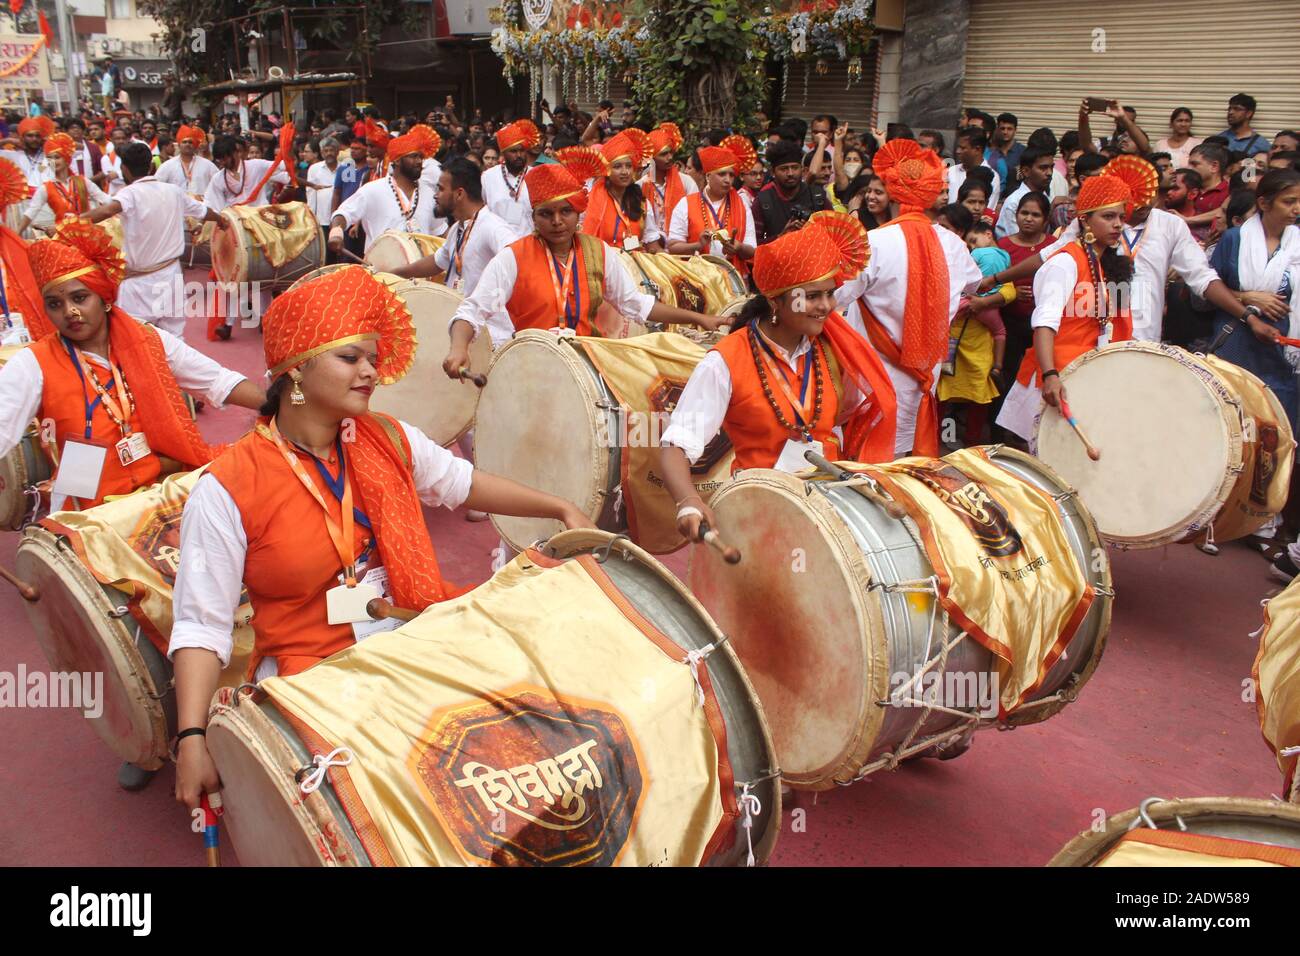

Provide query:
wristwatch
left=1241, top=305, right=1263, bottom=323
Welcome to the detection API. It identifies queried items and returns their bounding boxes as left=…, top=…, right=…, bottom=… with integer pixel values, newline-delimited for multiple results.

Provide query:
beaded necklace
left=748, top=326, right=825, bottom=440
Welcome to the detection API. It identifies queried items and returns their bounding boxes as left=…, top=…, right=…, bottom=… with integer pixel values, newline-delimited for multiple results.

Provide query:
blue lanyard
left=0, top=268, right=9, bottom=318
left=308, top=438, right=375, bottom=562
left=702, top=193, right=729, bottom=231
left=61, top=336, right=107, bottom=439
left=550, top=250, right=582, bottom=329
left=754, top=330, right=815, bottom=431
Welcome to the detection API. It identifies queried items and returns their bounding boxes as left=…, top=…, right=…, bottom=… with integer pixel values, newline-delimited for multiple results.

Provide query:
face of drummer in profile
left=771, top=278, right=836, bottom=339
left=532, top=201, right=579, bottom=249
left=1081, top=207, right=1125, bottom=249
left=502, top=144, right=528, bottom=176
left=434, top=169, right=462, bottom=220
left=290, top=343, right=380, bottom=421
left=44, top=279, right=108, bottom=345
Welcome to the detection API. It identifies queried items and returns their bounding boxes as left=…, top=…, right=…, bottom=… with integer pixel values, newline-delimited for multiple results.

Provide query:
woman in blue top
left=1209, top=169, right=1300, bottom=431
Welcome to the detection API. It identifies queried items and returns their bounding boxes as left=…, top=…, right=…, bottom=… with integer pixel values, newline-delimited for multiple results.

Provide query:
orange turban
left=752, top=211, right=870, bottom=297
left=601, top=130, right=647, bottom=166
left=872, top=139, right=946, bottom=213
left=0, top=157, right=29, bottom=211
left=646, top=122, right=683, bottom=156
left=43, top=132, right=75, bottom=161
left=29, top=220, right=125, bottom=305
left=364, top=117, right=391, bottom=149
left=409, top=124, right=442, bottom=158
left=0, top=158, right=51, bottom=337
left=1076, top=173, right=1133, bottom=215
left=385, top=131, right=424, bottom=162
left=698, top=145, right=743, bottom=175
left=524, top=163, right=588, bottom=213
left=496, top=119, right=541, bottom=152
left=1103, top=155, right=1159, bottom=213
left=175, top=124, right=205, bottom=147
left=263, top=265, right=416, bottom=385
left=17, top=115, right=54, bottom=139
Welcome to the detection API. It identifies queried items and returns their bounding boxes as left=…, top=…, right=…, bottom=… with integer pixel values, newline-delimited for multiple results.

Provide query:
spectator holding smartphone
left=752, top=139, right=829, bottom=245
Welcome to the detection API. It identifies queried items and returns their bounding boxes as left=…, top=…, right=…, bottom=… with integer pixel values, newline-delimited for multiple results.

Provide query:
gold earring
left=290, top=376, right=306, bottom=405
left=1083, top=228, right=1097, bottom=245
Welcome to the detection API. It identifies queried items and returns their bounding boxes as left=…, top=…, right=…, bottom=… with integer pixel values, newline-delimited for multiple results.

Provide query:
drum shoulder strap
left=365, top=413, right=411, bottom=471
left=577, top=233, right=606, bottom=318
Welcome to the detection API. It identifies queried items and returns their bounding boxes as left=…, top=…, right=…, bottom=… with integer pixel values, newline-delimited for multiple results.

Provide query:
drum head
left=1035, top=342, right=1241, bottom=547
left=364, top=232, right=421, bottom=272
left=368, top=280, right=489, bottom=446
left=210, top=209, right=248, bottom=283
left=475, top=332, right=609, bottom=551
left=689, top=470, right=882, bottom=788
left=1049, top=797, right=1300, bottom=866
left=15, top=528, right=169, bottom=768
left=0, top=441, right=30, bottom=531
left=206, top=690, right=367, bottom=866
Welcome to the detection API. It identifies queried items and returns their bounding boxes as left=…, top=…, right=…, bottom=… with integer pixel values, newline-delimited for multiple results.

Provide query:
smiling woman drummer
left=0, top=219, right=264, bottom=510
left=169, top=265, right=596, bottom=809
left=576, top=131, right=664, bottom=252
left=658, top=211, right=899, bottom=541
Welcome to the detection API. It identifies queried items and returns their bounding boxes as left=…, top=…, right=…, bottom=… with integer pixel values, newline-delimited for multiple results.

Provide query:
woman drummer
left=994, top=173, right=1136, bottom=442
left=658, top=211, right=899, bottom=540
left=170, top=266, right=597, bottom=809
left=0, top=220, right=264, bottom=510
left=575, top=133, right=663, bottom=252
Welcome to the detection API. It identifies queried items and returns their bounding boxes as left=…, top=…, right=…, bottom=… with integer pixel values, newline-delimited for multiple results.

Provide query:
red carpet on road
left=0, top=299, right=1283, bottom=866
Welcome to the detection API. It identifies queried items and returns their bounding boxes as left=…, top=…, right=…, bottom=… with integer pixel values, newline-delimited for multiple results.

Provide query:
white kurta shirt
left=435, top=205, right=516, bottom=301
left=23, top=175, right=111, bottom=221
left=10, top=147, right=51, bottom=193
left=202, top=158, right=289, bottom=210
left=450, top=240, right=656, bottom=345
left=1040, top=209, right=1220, bottom=341
left=333, top=175, right=443, bottom=252
left=114, top=177, right=210, bottom=335
left=155, top=154, right=218, bottom=199
left=947, top=161, right=1001, bottom=209
left=481, top=163, right=533, bottom=239
left=666, top=191, right=757, bottom=257
left=304, top=159, right=339, bottom=224
left=0, top=329, right=247, bottom=461
left=661, top=332, right=865, bottom=464
left=836, top=222, right=983, bottom=455
left=168, top=422, right=474, bottom=676
left=99, top=152, right=126, bottom=196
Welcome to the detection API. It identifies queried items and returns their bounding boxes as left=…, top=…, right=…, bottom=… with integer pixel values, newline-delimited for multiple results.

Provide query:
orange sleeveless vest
left=684, top=189, right=750, bottom=274
left=1015, top=242, right=1133, bottom=386
left=206, top=413, right=414, bottom=679
left=44, top=177, right=91, bottom=219
left=30, top=333, right=161, bottom=506
left=713, top=328, right=842, bottom=472
left=506, top=233, right=606, bottom=335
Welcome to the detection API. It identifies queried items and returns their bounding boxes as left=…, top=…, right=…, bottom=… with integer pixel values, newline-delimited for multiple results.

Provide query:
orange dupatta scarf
left=1, top=226, right=52, bottom=338
left=822, top=312, right=898, bottom=462
left=582, top=179, right=643, bottom=246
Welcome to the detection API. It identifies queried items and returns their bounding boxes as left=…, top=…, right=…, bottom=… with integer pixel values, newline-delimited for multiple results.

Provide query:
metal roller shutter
left=775, top=50, right=879, bottom=133
left=963, top=0, right=1300, bottom=140
left=565, top=77, right=631, bottom=118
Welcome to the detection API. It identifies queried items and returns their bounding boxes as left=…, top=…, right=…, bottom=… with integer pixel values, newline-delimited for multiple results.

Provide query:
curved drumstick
left=803, top=449, right=907, bottom=519
left=1057, top=398, right=1101, bottom=461
left=365, top=597, right=420, bottom=623
left=697, top=521, right=742, bottom=564
left=0, top=565, right=38, bottom=602
left=337, top=247, right=368, bottom=265
left=458, top=367, right=487, bottom=388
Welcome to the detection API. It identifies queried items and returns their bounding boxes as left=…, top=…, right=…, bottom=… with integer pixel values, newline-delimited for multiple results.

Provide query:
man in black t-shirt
left=752, top=139, right=829, bottom=244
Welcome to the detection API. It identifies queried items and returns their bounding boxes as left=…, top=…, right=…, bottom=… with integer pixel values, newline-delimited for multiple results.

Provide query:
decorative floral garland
left=0, top=35, right=46, bottom=80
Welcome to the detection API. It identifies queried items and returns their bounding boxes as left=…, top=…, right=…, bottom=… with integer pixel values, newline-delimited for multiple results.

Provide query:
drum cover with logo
left=1033, top=341, right=1286, bottom=549
left=1049, top=797, right=1300, bottom=866
left=690, top=446, right=1111, bottom=789
left=206, top=531, right=780, bottom=867
left=364, top=231, right=445, bottom=276
left=212, top=201, right=324, bottom=288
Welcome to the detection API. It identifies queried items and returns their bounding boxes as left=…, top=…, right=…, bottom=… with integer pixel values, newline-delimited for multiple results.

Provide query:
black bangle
left=175, top=727, right=206, bottom=743
left=1042, top=369, right=1060, bottom=380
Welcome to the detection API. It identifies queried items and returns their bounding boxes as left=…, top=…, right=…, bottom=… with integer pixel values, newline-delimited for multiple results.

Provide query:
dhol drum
left=289, top=265, right=490, bottom=446
left=474, top=330, right=733, bottom=553
left=183, top=218, right=214, bottom=268
left=618, top=251, right=747, bottom=315
left=1049, top=797, right=1300, bottom=866
left=211, top=201, right=324, bottom=290
left=206, top=531, right=780, bottom=867
left=0, top=345, right=51, bottom=530
left=1254, top=577, right=1300, bottom=803
left=1034, top=341, right=1295, bottom=549
left=363, top=230, right=445, bottom=278
left=15, top=471, right=254, bottom=771
left=691, top=446, right=1112, bottom=790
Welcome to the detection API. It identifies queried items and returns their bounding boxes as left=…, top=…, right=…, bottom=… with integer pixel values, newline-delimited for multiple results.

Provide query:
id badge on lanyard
left=775, top=438, right=823, bottom=474
left=50, top=439, right=108, bottom=504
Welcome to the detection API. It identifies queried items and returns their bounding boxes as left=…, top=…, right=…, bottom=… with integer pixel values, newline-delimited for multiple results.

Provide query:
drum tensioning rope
left=802, top=449, right=907, bottom=519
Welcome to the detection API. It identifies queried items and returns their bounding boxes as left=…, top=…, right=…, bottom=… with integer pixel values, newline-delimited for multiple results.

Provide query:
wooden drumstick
left=803, top=449, right=907, bottom=519
left=1057, top=398, right=1101, bottom=461
left=365, top=598, right=420, bottom=623
left=458, top=367, right=488, bottom=388
left=0, top=565, right=38, bottom=602
left=697, top=521, right=741, bottom=564
left=337, top=247, right=368, bottom=265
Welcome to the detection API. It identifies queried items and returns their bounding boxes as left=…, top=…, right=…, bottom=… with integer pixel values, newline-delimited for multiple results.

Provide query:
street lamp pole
left=53, top=0, right=79, bottom=113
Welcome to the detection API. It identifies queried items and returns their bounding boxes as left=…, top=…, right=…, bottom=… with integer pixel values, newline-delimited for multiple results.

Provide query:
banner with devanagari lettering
left=261, top=551, right=730, bottom=866
left=0, top=34, right=50, bottom=88
left=43, top=469, right=254, bottom=676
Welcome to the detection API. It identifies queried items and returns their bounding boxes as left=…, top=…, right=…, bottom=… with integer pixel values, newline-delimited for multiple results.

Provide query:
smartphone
left=1085, top=97, right=1111, bottom=113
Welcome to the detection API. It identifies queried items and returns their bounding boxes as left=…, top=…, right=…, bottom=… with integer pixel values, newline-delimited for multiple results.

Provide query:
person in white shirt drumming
left=328, top=130, right=444, bottom=257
